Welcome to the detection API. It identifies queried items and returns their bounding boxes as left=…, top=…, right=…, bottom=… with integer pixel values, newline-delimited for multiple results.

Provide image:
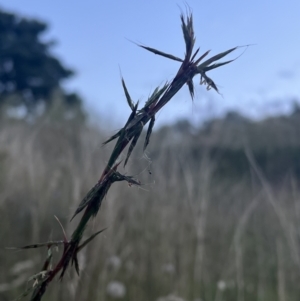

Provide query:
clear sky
left=1, top=0, right=300, bottom=126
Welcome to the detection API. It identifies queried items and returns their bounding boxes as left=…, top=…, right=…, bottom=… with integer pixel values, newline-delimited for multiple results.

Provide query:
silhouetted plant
left=10, top=11, right=243, bottom=301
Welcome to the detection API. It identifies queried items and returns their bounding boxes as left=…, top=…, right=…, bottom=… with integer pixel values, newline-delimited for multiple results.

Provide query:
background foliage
left=1, top=105, right=300, bottom=301
left=0, top=9, right=81, bottom=115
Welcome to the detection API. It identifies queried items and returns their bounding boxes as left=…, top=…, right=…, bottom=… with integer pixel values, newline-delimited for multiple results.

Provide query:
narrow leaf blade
left=194, top=50, right=211, bottom=65
left=145, top=83, right=169, bottom=108
left=198, top=47, right=238, bottom=69
left=203, top=60, right=234, bottom=72
left=77, top=228, right=107, bottom=252
left=191, top=47, right=200, bottom=62
left=138, top=44, right=183, bottom=62
left=72, top=254, right=80, bottom=276
left=103, top=101, right=139, bottom=146
left=103, top=129, right=122, bottom=145
left=187, top=79, right=194, bottom=100
left=200, top=72, right=219, bottom=93
left=7, top=241, right=65, bottom=250
left=144, top=116, right=155, bottom=151
left=180, top=13, right=195, bottom=59
left=124, top=126, right=143, bottom=167
left=121, top=77, right=134, bottom=111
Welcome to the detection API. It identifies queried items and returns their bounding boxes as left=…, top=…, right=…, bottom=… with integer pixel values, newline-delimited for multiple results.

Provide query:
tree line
left=0, top=8, right=82, bottom=116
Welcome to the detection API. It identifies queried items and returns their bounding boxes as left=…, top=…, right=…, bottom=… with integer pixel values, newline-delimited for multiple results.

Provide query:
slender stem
left=25, top=12, right=239, bottom=300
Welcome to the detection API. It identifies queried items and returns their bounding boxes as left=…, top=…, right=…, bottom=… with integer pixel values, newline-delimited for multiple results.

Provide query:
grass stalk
left=11, top=11, right=241, bottom=301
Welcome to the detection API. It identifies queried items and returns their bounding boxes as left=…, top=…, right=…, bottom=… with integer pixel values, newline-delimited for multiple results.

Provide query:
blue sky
left=1, top=0, right=300, bottom=126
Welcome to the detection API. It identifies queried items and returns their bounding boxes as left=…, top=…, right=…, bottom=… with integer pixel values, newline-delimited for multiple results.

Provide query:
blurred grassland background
left=1, top=95, right=300, bottom=301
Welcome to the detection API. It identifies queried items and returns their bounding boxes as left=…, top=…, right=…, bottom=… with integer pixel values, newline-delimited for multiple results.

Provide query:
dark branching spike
left=125, top=101, right=139, bottom=127
left=7, top=241, right=65, bottom=250
left=145, top=83, right=169, bottom=108
left=200, top=72, right=219, bottom=94
left=42, top=248, right=53, bottom=271
left=121, top=101, right=139, bottom=131
left=103, top=101, right=139, bottom=145
left=70, top=198, right=89, bottom=221
left=91, top=183, right=110, bottom=218
left=208, top=78, right=219, bottom=93
left=187, top=14, right=195, bottom=45
left=124, top=176, right=141, bottom=186
left=60, top=266, right=67, bottom=280
left=198, top=47, right=238, bottom=69
left=111, top=171, right=141, bottom=186
left=144, top=115, right=155, bottom=151
left=124, top=126, right=143, bottom=167
left=180, top=15, right=191, bottom=57
left=187, top=79, right=195, bottom=100
left=72, top=254, right=80, bottom=276
left=138, top=44, right=183, bottom=62
left=191, top=47, right=200, bottom=62
left=156, top=82, right=169, bottom=99
left=60, top=249, right=73, bottom=280
left=194, top=50, right=211, bottom=66
left=150, top=87, right=159, bottom=100
left=144, top=87, right=158, bottom=107
left=70, top=183, right=101, bottom=221
left=103, top=103, right=139, bottom=146
left=203, top=60, right=235, bottom=72
left=180, top=15, right=189, bottom=48
left=180, top=13, right=195, bottom=59
left=103, top=129, right=122, bottom=145
left=77, top=228, right=107, bottom=253
left=121, top=76, right=135, bottom=111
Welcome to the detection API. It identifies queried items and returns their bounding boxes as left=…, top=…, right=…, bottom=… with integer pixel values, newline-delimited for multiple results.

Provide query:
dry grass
left=1, top=113, right=300, bottom=301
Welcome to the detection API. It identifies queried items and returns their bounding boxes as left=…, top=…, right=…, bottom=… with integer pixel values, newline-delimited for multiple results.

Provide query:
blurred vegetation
left=156, top=105, right=300, bottom=182
left=0, top=8, right=82, bottom=116
left=1, top=101, right=300, bottom=301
